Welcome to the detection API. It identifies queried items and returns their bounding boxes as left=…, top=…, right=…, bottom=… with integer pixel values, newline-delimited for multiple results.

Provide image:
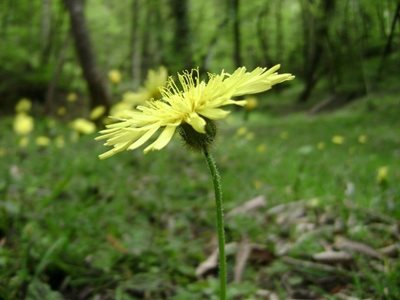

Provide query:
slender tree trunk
left=45, top=33, right=70, bottom=114
left=130, top=0, right=141, bottom=87
left=376, top=2, right=400, bottom=76
left=275, top=0, right=284, bottom=60
left=63, top=0, right=110, bottom=110
left=231, top=0, right=242, bottom=67
left=297, top=0, right=335, bottom=103
left=170, top=0, right=193, bottom=71
left=256, top=5, right=274, bottom=67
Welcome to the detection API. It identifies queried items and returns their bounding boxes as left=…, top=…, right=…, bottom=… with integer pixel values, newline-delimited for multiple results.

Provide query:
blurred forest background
left=1, top=0, right=399, bottom=112
left=1, top=0, right=400, bottom=299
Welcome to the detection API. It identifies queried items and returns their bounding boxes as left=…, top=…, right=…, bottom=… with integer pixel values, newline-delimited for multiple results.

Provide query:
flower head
left=332, top=135, right=344, bottom=145
left=96, top=65, right=294, bottom=159
left=13, top=113, right=34, bottom=135
left=244, top=97, right=258, bottom=111
left=123, top=66, right=168, bottom=108
left=108, top=70, right=122, bottom=84
left=377, top=166, right=388, bottom=184
left=15, top=98, right=32, bottom=113
left=71, top=118, right=96, bottom=135
left=35, top=136, right=51, bottom=147
left=90, top=105, right=106, bottom=120
left=67, top=92, right=78, bottom=103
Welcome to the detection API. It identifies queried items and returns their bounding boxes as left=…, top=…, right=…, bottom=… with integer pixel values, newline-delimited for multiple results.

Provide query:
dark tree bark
left=63, top=0, right=110, bottom=110
left=256, top=5, right=274, bottom=67
left=45, top=33, right=70, bottom=114
left=231, top=0, right=242, bottom=67
left=297, top=0, right=335, bottom=103
left=130, top=0, right=141, bottom=87
left=376, top=1, right=400, bottom=77
left=170, top=0, right=193, bottom=71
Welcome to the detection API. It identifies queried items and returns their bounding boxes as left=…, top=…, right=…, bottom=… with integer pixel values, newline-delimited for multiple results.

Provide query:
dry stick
left=203, top=149, right=227, bottom=300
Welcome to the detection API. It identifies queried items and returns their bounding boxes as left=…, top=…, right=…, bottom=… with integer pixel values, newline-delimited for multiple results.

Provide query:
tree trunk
left=130, top=0, right=141, bottom=87
left=297, top=0, right=335, bottom=103
left=170, top=0, right=193, bottom=71
left=63, top=0, right=110, bottom=110
left=256, top=5, right=274, bottom=67
left=45, top=33, right=70, bottom=114
left=376, top=2, right=400, bottom=77
left=231, top=0, right=242, bottom=67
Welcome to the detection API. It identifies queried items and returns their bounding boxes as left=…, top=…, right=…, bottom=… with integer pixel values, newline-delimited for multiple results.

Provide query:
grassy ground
left=0, top=91, right=399, bottom=299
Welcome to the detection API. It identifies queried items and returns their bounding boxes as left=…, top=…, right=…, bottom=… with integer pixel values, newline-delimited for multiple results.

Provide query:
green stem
left=203, top=148, right=227, bottom=300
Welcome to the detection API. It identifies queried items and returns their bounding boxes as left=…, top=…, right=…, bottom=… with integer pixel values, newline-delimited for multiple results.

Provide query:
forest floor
left=0, top=91, right=399, bottom=299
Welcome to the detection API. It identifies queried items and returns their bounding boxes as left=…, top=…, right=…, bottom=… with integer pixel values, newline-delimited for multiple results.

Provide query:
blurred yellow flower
left=0, top=147, right=6, bottom=157
left=70, top=118, right=96, bottom=135
left=280, top=131, right=288, bottom=139
left=377, top=166, right=388, bottom=184
left=90, top=105, right=106, bottom=120
left=244, top=97, right=258, bottom=111
left=67, top=92, right=78, bottom=103
left=55, top=135, right=65, bottom=148
left=236, top=126, right=247, bottom=136
left=253, top=180, right=262, bottom=190
left=358, top=134, right=367, bottom=144
left=246, top=132, right=254, bottom=140
left=97, top=65, right=294, bottom=159
left=35, top=136, right=51, bottom=147
left=123, top=66, right=168, bottom=108
left=15, top=98, right=32, bottom=113
left=317, top=142, right=325, bottom=150
left=332, top=135, right=344, bottom=144
left=13, top=113, right=34, bottom=135
left=57, top=106, right=66, bottom=116
left=19, top=137, right=29, bottom=148
left=256, top=143, right=267, bottom=153
left=109, top=102, right=133, bottom=119
left=108, top=70, right=122, bottom=84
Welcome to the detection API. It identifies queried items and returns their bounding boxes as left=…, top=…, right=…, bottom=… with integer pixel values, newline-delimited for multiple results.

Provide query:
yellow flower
left=13, top=113, right=34, bottom=135
left=244, top=97, right=258, bottom=111
left=67, top=92, right=78, bottom=103
left=358, top=134, right=367, bottom=144
left=236, top=126, right=247, bottom=136
left=57, top=106, right=67, bottom=116
left=90, top=105, right=106, bottom=120
left=253, top=180, right=262, bottom=189
left=35, top=136, right=51, bottom=147
left=15, top=98, right=32, bottom=113
left=256, top=143, right=267, bottom=153
left=19, top=137, right=29, bottom=148
left=123, top=66, right=168, bottom=108
left=279, top=131, right=288, bottom=139
left=96, top=65, right=294, bottom=159
left=332, top=135, right=344, bottom=144
left=317, top=142, right=325, bottom=150
left=377, top=166, right=388, bottom=184
left=246, top=132, right=254, bottom=141
left=70, top=118, right=96, bottom=135
left=108, top=70, right=122, bottom=84
left=109, top=102, right=133, bottom=119
left=55, top=135, right=65, bottom=148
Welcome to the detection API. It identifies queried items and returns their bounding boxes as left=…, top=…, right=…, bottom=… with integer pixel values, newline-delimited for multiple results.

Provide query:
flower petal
left=127, top=125, right=160, bottom=150
left=199, top=108, right=230, bottom=120
left=185, top=113, right=206, bottom=133
left=144, top=125, right=176, bottom=153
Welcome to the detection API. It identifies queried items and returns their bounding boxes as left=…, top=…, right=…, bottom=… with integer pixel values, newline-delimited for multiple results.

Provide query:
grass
left=0, top=91, right=399, bottom=299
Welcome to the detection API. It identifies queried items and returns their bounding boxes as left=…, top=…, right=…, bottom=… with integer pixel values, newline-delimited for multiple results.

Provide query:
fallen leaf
left=227, top=195, right=266, bottom=217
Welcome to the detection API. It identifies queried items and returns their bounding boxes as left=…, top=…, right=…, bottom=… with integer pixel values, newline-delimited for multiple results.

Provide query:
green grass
left=0, top=91, right=399, bottom=299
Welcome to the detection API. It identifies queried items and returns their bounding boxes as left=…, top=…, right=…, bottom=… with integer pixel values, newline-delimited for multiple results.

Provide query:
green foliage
left=0, top=90, right=399, bottom=298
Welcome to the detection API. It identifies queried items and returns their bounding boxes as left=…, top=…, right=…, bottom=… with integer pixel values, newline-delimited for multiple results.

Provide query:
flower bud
left=179, top=119, right=216, bottom=151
